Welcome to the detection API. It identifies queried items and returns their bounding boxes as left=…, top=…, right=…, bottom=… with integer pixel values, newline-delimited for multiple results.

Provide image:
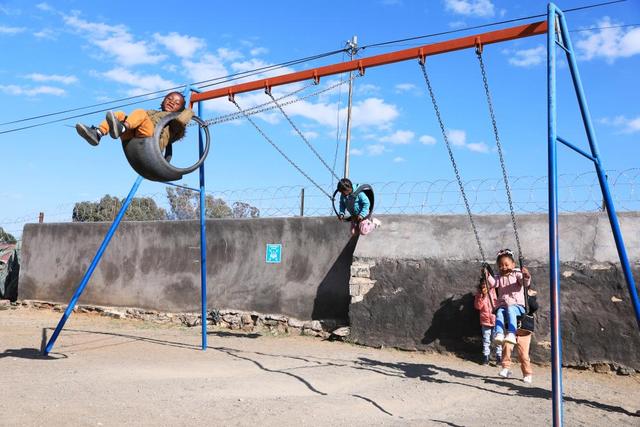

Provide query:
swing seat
left=121, top=113, right=211, bottom=182
left=332, top=184, right=375, bottom=221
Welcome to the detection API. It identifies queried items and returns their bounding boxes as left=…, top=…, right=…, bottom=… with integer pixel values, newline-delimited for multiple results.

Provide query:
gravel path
left=1, top=307, right=638, bottom=426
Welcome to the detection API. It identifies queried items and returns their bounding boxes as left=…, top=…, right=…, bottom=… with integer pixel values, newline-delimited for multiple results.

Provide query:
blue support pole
left=197, top=98, right=208, bottom=351
left=556, top=9, right=640, bottom=330
left=547, top=4, right=563, bottom=426
left=44, top=176, right=144, bottom=355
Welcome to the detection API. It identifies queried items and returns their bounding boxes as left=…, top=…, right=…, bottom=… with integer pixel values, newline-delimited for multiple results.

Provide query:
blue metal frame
left=548, top=3, right=640, bottom=425
left=44, top=176, right=144, bottom=355
left=45, top=87, right=210, bottom=354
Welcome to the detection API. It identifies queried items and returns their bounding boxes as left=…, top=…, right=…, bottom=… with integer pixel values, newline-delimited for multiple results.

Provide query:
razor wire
left=2, top=169, right=640, bottom=237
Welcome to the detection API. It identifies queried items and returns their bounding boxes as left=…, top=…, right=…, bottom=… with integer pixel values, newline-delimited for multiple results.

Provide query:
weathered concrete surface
left=19, top=217, right=356, bottom=322
left=349, top=213, right=640, bottom=371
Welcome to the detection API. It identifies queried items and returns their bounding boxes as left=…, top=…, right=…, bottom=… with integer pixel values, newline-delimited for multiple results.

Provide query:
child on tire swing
left=484, top=248, right=531, bottom=346
left=75, top=91, right=194, bottom=151
left=336, top=178, right=381, bottom=235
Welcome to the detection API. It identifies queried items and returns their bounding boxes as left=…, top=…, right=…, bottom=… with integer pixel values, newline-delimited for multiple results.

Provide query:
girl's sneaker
left=523, top=375, right=533, bottom=384
left=504, top=333, right=517, bottom=345
left=499, top=368, right=511, bottom=378
left=493, top=333, right=505, bottom=344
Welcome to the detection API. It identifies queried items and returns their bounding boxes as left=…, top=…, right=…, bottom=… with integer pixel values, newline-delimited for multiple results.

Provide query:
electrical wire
left=0, top=0, right=628, bottom=136
left=359, top=0, right=627, bottom=51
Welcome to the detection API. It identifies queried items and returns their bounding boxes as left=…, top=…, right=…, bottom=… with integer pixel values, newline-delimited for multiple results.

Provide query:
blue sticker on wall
left=266, top=243, right=282, bottom=264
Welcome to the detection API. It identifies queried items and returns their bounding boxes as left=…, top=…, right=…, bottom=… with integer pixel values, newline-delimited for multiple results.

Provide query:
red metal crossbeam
left=191, top=20, right=547, bottom=104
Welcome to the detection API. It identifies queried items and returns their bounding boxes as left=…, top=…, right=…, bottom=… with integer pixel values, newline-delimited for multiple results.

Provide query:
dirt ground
left=1, top=307, right=638, bottom=427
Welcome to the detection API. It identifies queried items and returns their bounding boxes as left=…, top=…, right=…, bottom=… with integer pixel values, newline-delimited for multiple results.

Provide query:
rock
left=179, top=314, right=200, bottom=327
left=303, top=320, right=322, bottom=332
left=240, top=313, right=253, bottom=326
left=616, top=366, right=633, bottom=376
left=103, top=309, right=126, bottom=319
left=287, top=318, right=304, bottom=328
left=222, top=314, right=240, bottom=325
left=331, top=327, right=350, bottom=337
left=593, top=363, right=611, bottom=374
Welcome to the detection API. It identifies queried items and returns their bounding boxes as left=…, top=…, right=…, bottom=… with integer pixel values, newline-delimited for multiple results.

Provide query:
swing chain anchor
left=475, top=37, right=483, bottom=56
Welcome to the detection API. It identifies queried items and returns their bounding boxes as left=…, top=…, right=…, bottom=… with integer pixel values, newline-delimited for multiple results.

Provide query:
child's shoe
left=523, top=375, right=532, bottom=384
left=495, top=354, right=502, bottom=364
left=498, top=368, right=511, bottom=378
left=75, top=124, right=101, bottom=146
left=481, top=355, right=489, bottom=365
left=493, top=333, right=504, bottom=344
left=106, top=111, right=126, bottom=139
left=504, top=333, right=517, bottom=345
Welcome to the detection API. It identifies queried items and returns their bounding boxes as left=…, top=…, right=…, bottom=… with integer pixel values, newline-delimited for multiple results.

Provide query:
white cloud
left=0, top=84, right=65, bottom=96
left=449, top=21, right=466, bottom=29
left=446, top=129, right=466, bottom=146
left=350, top=148, right=364, bottom=156
left=154, top=32, right=205, bottom=58
left=599, top=115, right=640, bottom=134
left=393, top=156, right=406, bottom=163
left=350, top=98, right=399, bottom=129
left=576, top=17, right=640, bottom=63
left=419, top=134, right=437, bottom=145
left=250, top=47, right=268, bottom=56
left=290, top=129, right=318, bottom=140
left=217, top=47, right=243, bottom=61
left=102, top=68, right=176, bottom=95
left=508, top=45, right=545, bottom=67
left=36, top=3, right=52, bottom=11
left=366, top=144, right=387, bottom=156
left=444, top=0, right=494, bottom=17
left=394, top=83, right=416, bottom=93
left=24, top=73, right=77, bottom=84
left=357, top=83, right=380, bottom=95
left=183, top=54, right=228, bottom=83
left=33, top=28, right=55, bottom=39
left=0, top=26, right=26, bottom=35
left=467, top=142, right=489, bottom=153
left=380, top=130, right=415, bottom=145
left=63, top=14, right=165, bottom=66
left=285, top=96, right=399, bottom=130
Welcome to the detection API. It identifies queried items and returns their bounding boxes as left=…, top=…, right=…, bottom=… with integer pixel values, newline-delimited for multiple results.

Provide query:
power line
left=0, top=48, right=347, bottom=129
left=0, top=0, right=627, bottom=136
left=359, top=0, right=627, bottom=51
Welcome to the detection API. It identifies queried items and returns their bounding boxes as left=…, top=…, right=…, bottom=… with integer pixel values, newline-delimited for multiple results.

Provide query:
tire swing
left=121, top=113, right=211, bottom=182
left=331, top=184, right=375, bottom=221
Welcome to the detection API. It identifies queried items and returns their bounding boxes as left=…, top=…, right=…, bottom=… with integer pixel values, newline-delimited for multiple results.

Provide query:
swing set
left=44, top=3, right=639, bottom=425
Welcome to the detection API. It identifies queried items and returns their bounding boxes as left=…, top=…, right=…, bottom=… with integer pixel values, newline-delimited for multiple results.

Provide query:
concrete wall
left=19, top=217, right=357, bottom=322
left=348, top=213, right=640, bottom=371
left=18, top=212, right=640, bottom=369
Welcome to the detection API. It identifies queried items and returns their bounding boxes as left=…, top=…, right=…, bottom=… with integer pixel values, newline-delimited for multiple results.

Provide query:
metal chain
left=476, top=50, right=523, bottom=260
left=230, top=97, right=333, bottom=200
left=419, top=60, right=487, bottom=263
left=266, top=91, right=340, bottom=180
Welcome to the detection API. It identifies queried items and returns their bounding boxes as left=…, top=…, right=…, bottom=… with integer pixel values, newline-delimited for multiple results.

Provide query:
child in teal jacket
left=337, top=178, right=380, bottom=235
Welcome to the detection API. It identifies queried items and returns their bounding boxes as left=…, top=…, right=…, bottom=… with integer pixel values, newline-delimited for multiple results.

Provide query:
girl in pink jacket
left=485, top=249, right=531, bottom=346
left=474, top=278, right=502, bottom=365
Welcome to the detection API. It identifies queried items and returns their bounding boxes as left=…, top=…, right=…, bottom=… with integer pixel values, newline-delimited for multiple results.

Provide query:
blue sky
left=1, top=0, right=639, bottom=236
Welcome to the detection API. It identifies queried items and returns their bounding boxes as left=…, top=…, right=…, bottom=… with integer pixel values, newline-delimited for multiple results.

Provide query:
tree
left=166, top=188, right=236, bottom=219
left=0, top=227, right=16, bottom=244
left=73, top=195, right=167, bottom=222
left=232, top=201, right=260, bottom=218
left=166, top=187, right=197, bottom=220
